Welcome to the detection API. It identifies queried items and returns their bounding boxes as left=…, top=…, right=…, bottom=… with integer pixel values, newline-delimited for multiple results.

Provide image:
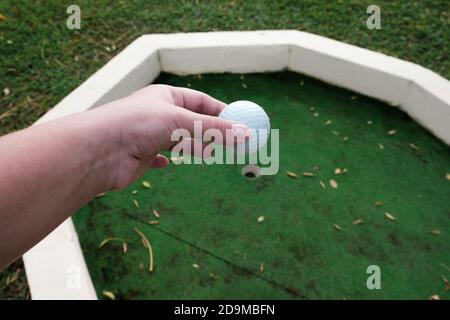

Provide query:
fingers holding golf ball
left=218, top=100, right=270, bottom=154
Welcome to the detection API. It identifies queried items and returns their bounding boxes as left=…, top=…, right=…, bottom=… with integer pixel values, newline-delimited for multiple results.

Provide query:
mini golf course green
left=73, top=72, right=450, bottom=300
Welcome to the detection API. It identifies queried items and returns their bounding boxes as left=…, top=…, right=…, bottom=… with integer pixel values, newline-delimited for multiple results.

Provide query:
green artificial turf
left=73, top=72, right=450, bottom=300
left=1, top=0, right=449, bottom=300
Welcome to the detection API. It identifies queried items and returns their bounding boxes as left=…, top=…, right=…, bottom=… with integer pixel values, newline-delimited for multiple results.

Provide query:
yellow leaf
left=385, top=212, right=396, bottom=221
left=142, top=180, right=151, bottom=188
left=286, top=171, right=298, bottom=178
left=330, top=179, right=338, bottom=189
left=102, top=291, right=115, bottom=300
left=0, top=13, right=7, bottom=21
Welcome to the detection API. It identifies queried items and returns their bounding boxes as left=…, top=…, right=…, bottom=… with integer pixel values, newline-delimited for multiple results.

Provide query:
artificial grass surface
left=1, top=0, right=449, bottom=301
left=73, top=72, right=450, bottom=299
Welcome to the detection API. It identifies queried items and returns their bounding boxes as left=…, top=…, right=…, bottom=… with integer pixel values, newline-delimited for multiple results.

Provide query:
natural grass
left=0, top=0, right=449, bottom=299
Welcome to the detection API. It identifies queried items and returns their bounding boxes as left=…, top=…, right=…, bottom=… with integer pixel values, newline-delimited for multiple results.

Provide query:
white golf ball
left=218, top=100, right=270, bottom=154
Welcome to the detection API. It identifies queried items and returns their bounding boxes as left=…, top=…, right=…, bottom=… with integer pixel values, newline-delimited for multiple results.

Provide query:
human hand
left=93, top=84, right=250, bottom=190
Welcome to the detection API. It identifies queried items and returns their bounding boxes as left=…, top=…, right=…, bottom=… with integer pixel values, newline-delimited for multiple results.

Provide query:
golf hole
left=241, top=165, right=261, bottom=179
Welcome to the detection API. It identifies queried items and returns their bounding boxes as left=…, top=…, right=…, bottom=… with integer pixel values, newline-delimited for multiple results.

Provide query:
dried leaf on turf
left=334, top=168, right=342, bottom=175
left=134, top=228, right=154, bottom=272
left=333, top=224, right=342, bottom=231
left=192, top=263, right=200, bottom=269
left=374, top=200, right=383, bottom=207
left=388, top=130, right=397, bottom=136
left=302, top=172, right=314, bottom=177
left=446, top=173, right=450, bottom=181
left=209, top=272, right=219, bottom=280
left=133, top=199, right=140, bottom=208
left=102, top=291, right=115, bottom=300
left=258, top=216, right=265, bottom=223
left=98, top=237, right=124, bottom=248
left=152, top=209, right=160, bottom=218
left=286, top=171, right=298, bottom=178
left=379, top=144, right=385, bottom=150
left=131, top=190, right=138, bottom=195
left=259, top=263, right=264, bottom=273
left=352, top=219, right=363, bottom=225
left=95, top=193, right=106, bottom=198
left=429, top=294, right=440, bottom=300
left=149, top=220, right=159, bottom=225
left=430, top=229, right=441, bottom=235
left=330, top=179, right=338, bottom=189
left=122, top=242, right=127, bottom=254
left=385, top=212, right=396, bottom=221
left=409, top=143, right=420, bottom=150
left=320, top=181, right=326, bottom=189
left=142, top=180, right=151, bottom=188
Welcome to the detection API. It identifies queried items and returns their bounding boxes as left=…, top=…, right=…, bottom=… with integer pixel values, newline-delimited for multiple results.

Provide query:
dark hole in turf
left=241, top=164, right=261, bottom=179
left=245, top=172, right=256, bottom=178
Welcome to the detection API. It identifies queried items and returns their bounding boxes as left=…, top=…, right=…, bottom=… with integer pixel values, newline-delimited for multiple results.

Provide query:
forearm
left=0, top=108, right=117, bottom=269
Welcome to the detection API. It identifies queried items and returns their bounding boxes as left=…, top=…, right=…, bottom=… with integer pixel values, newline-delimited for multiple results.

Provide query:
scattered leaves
left=409, top=143, right=420, bottom=150
left=334, top=168, right=342, bottom=175
left=142, top=180, right=152, bottom=188
left=329, top=179, right=338, bottom=189
left=257, top=216, right=265, bottom=223
left=133, top=199, right=140, bottom=208
left=286, top=171, right=298, bottom=178
left=134, top=228, right=154, bottom=272
left=352, top=219, right=363, bottom=225
left=374, top=200, right=383, bottom=207
left=302, top=172, right=314, bottom=177
left=388, top=129, right=397, bottom=136
left=384, top=212, right=396, bottom=221
left=342, top=136, right=349, bottom=142
left=325, top=120, right=332, bottom=126
left=333, top=224, right=342, bottom=231
left=192, top=263, right=200, bottom=269
left=102, top=291, right=115, bottom=300
left=319, top=181, right=326, bottom=189
left=0, top=13, right=7, bottom=21
left=149, top=220, right=159, bottom=225
left=152, top=209, right=160, bottom=219
left=209, top=272, right=219, bottom=280
left=313, top=112, right=319, bottom=117
left=131, top=190, right=138, bottom=195
left=98, top=237, right=125, bottom=248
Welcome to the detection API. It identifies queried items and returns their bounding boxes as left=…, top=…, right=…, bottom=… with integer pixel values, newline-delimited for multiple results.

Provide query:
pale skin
left=0, top=85, right=250, bottom=270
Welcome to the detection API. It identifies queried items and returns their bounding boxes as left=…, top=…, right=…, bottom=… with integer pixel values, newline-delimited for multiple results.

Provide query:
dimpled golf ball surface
left=218, top=100, right=270, bottom=154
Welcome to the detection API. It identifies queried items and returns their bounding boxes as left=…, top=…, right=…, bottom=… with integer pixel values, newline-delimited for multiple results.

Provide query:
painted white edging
left=23, top=30, right=450, bottom=300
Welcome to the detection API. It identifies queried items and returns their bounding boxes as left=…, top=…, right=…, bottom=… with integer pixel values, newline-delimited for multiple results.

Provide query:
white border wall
left=23, top=30, right=450, bottom=300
